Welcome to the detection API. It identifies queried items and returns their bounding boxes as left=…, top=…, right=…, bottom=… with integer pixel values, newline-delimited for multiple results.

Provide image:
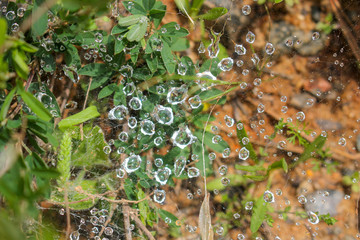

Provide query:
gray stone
left=290, top=93, right=316, bottom=109
left=316, top=119, right=343, bottom=131
left=305, top=190, right=344, bottom=216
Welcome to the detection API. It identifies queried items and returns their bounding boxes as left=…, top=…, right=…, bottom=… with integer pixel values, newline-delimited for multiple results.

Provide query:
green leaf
left=235, top=165, right=266, bottom=172
left=158, top=209, right=179, bottom=228
left=64, top=43, right=81, bottom=68
left=78, top=63, right=108, bottom=76
left=118, top=14, right=144, bottom=26
left=111, top=25, right=128, bottom=35
left=207, top=174, right=245, bottom=191
left=291, top=135, right=327, bottom=168
left=142, top=0, right=155, bottom=11
left=236, top=121, right=258, bottom=163
left=197, top=7, right=228, bottom=20
left=32, top=0, right=48, bottom=37
left=0, top=18, right=7, bottom=47
left=159, top=22, right=189, bottom=37
left=193, top=131, right=229, bottom=153
left=126, top=21, right=148, bottom=42
left=17, top=83, right=52, bottom=122
left=160, top=41, right=175, bottom=74
left=170, top=38, right=189, bottom=52
left=71, top=126, right=111, bottom=167
left=250, top=197, right=267, bottom=233
left=192, top=141, right=213, bottom=176
left=0, top=87, right=16, bottom=121
left=58, top=106, right=100, bottom=130
left=98, top=83, right=118, bottom=99
left=12, top=49, right=29, bottom=79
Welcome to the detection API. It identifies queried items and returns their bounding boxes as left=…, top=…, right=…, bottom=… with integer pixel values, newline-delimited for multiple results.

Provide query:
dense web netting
left=0, top=0, right=360, bottom=239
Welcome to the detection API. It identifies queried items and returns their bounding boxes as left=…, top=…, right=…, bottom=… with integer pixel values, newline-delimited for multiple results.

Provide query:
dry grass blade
left=199, top=194, right=214, bottom=240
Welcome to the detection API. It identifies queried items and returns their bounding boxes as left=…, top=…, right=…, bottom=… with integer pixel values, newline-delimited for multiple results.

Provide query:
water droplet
left=174, top=156, right=186, bottom=177
left=296, top=111, right=305, bottom=121
left=116, top=168, right=126, bottom=178
left=118, top=132, right=129, bottom=142
left=278, top=140, right=286, bottom=149
left=140, top=120, right=155, bottom=136
left=207, top=32, right=221, bottom=58
left=222, top=148, right=231, bottom=158
left=94, top=32, right=103, bottom=43
left=119, top=64, right=133, bottom=78
left=237, top=234, right=245, bottom=240
left=123, top=82, right=136, bottom=96
left=177, top=62, right=187, bottom=75
left=265, top=42, right=275, bottom=55
left=124, top=155, right=142, bottom=173
left=236, top=60, right=244, bottom=67
left=154, top=158, right=163, bottom=167
left=17, top=7, right=26, bottom=18
left=239, top=147, right=249, bottom=160
left=245, top=201, right=253, bottom=210
left=285, top=38, right=293, bottom=47
left=171, top=125, right=195, bottom=149
left=218, top=57, right=234, bottom=71
left=11, top=23, right=19, bottom=32
left=154, top=105, right=174, bottom=125
left=235, top=44, right=247, bottom=55
left=198, top=42, right=206, bottom=54
left=298, top=195, right=307, bottom=204
left=70, top=231, right=80, bottom=240
left=128, top=117, right=137, bottom=129
left=338, top=137, right=346, bottom=146
left=221, top=177, right=230, bottom=186
left=108, top=105, right=128, bottom=120
left=59, top=208, right=65, bottom=215
left=155, top=167, right=171, bottom=185
left=187, top=167, right=200, bottom=178
left=104, top=227, right=113, bottom=236
left=253, top=78, right=262, bottom=86
left=263, top=190, right=275, bottom=203
left=246, top=31, right=255, bottom=44
left=242, top=5, right=251, bottom=15
left=151, top=38, right=163, bottom=51
left=153, top=189, right=166, bottom=203
left=280, top=96, right=287, bottom=102
left=312, top=32, right=320, bottom=40
left=257, top=103, right=265, bottom=113
left=6, top=11, right=16, bottom=20
left=175, top=24, right=180, bottom=30
left=167, top=85, right=188, bottom=105
left=188, top=95, right=202, bottom=109
left=308, top=211, right=319, bottom=224
left=129, top=97, right=142, bottom=110
left=218, top=165, right=228, bottom=175
left=103, top=145, right=111, bottom=154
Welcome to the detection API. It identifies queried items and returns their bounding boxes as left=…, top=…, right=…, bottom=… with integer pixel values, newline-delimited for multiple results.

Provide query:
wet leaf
left=197, top=7, right=228, bottom=20
left=58, top=106, right=100, bottom=130
left=250, top=197, right=267, bottom=233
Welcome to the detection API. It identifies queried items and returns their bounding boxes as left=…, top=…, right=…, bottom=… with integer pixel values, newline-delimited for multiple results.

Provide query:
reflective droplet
left=221, top=177, right=230, bottom=186
left=265, top=42, right=275, bottom=55
left=124, top=155, right=142, bottom=173
left=239, top=147, right=249, bottom=160
left=222, top=148, right=231, bottom=158
left=198, top=42, right=206, bottom=54
left=338, top=137, right=346, bottom=146
left=188, top=95, right=202, bottom=109
left=308, top=211, right=319, bottom=224
left=218, top=165, right=228, bottom=175
left=263, top=190, right=275, bottom=203
left=17, top=8, right=26, bottom=17
left=224, top=115, right=235, bottom=127
left=116, top=168, right=126, bottom=178
left=218, top=57, right=234, bottom=71
left=312, top=32, right=320, bottom=40
left=245, top=201, right=253, bottom=210
left=154, top=158, right=163, bottom=167
left=140, top=120, right=155, bottom=136
left=108, top=105, right=128, bottom=120
left=174, top=156, right=186, bottom=177
left=11, top=23, right=19, bottom=32
left=187, top=167, right=200, bottom=178
left=151, top=38, right=163, bottom=51
left=298, top=195, right=307, bottom=204
left=235, top=44, right=246, bottom=55
left=128, top=117, right=137, bottom=129
left=155, top=167, right=171, bottom=185
left=154, top=105, right=174, bottom=125
left=171, top=126, right=195, bottom=149
left=246, top=31, right=255, bottom=44
left=129, top=97, right=142, bottom=110
left=177, top=62, right=187, bottom=75
left=242, top=5, right=251, bottom=15
left=6, top=11, right=16, bottom=20
left=207, top=32, right=221, bottom=58
left=167, top=84, right=188, bottom=105
left=70, top=231, right=80, bottom=240
left=296, top=111, right=305, bottom=121
left=153, top=189, right=166, bottom=203
left=123, top=82, right=136, bottom=96
left=257, top=103, right=265, bottom=113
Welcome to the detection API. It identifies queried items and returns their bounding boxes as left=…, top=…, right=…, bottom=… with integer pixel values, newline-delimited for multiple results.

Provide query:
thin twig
left=64, top=187, right=71, bottom=239
left=123, top=204, right=132, bottom=240
left=130, top=212, right=156, bottom=240
left=80, top=77, right=93, bottom=140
